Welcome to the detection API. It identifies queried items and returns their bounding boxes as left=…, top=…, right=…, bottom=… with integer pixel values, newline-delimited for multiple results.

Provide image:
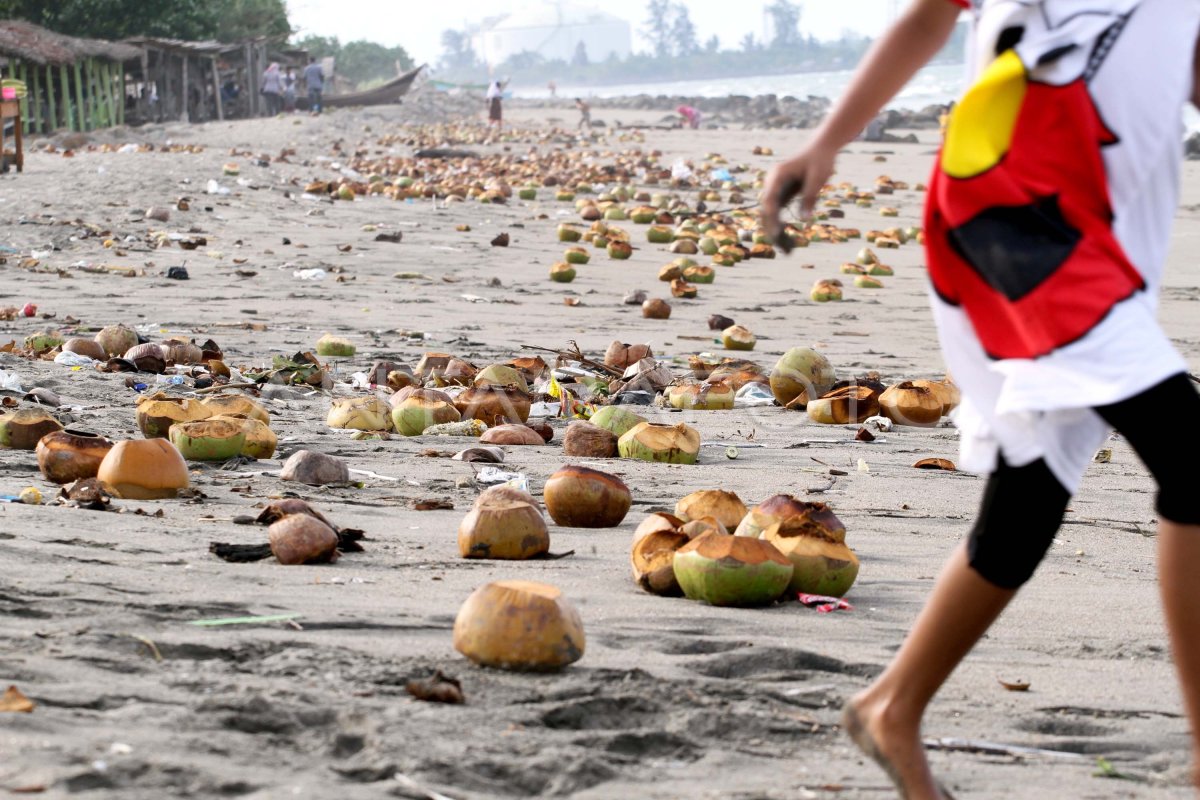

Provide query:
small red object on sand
left=797, top=593, right=853, bottom=613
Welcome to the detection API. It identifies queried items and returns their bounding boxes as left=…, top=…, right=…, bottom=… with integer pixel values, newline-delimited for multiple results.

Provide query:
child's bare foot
left=843, top=692, right=950, bottom=800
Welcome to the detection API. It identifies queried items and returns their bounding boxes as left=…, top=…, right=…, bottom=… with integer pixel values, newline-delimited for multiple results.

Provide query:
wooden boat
left=317, top=65, right=425, bottom=109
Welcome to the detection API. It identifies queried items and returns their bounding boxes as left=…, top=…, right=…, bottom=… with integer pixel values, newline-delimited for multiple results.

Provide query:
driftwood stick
left=520, top=343, right=622, bottom=377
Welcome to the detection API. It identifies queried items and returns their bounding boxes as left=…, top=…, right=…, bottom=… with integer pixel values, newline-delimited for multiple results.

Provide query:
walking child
left=763, top=1, right=1200, bottom=796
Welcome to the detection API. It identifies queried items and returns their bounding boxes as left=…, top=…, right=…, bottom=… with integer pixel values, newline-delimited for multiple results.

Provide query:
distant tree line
left=0, top=0, right=290, bottom=42
left=0, top=1, right=417, bottom=90
left=436, top=0, right=967, bottom=89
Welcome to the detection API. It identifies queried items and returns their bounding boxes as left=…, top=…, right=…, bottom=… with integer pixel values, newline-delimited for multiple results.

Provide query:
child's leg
left=1096, top=373, right=1200, bottom=786
left=847, top=458, right=1070, bottom=799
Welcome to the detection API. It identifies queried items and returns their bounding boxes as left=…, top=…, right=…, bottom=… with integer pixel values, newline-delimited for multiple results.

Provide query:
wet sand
left=1, top=102, right=1198, bottom=799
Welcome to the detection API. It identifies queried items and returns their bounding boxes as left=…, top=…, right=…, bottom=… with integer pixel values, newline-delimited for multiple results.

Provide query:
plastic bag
left=0, top=369, right=23, bottom=392
left=734, top=382, right=776, bottom=407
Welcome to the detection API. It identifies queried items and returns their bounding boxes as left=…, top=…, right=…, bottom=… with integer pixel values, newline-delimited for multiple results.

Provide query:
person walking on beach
left=763, top=1, right=1200, bottom=797
left=283, top=66, right=297, bottom=113
left=486, top=79, right=504, bottom=129
left=677, top=104, right=701, bottom=129
left=575, top=97, right=591, bottom=132
left=260, top=63, right=283, bottom=116
left=303, top=57, right=325, bottom=115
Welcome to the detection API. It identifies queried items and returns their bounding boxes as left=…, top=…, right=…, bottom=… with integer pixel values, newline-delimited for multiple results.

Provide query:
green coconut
left=518, top=186, right=538, bottom=201
left=557, top=223, right=583, bottom=242
left=618, top=422, right=700, bottom=465
left=647, top=225, right=674, bottom=244
left=474, top=364, right=528, bottom=392
left=855, top=275, right=884, bottom=289
left=769, top=347, right=837, bottom=408
left=316, top=334, right=356, bottom=357
left=564, top=247, right=590, bottom=265
left=168, top=419, right=247, bottom=461
left=392, top=396, right=461, bottom=436
left=734, top=494, right=847, bottom=542
left=762, top=513, right=859, bottom=598
left=589, top=406, right=647, bottom=438
left=550, top=262, right=577, bottom=283
left=0, top=409, right=64, bottom=450
left=24, top=331, right=64, bottom=353
left=672, top=532, right=793, bottom=606
left=667, top=382, right=735, bottom=411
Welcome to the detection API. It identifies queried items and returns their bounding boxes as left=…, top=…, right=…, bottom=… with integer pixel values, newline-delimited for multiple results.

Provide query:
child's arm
left=763, top=0, right=963, bottom=238
left=1192, top=31, right=1200, bottom=107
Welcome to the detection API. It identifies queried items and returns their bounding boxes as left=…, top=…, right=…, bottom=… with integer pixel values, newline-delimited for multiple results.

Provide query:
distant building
left=473, top=2, right=632, bottom=66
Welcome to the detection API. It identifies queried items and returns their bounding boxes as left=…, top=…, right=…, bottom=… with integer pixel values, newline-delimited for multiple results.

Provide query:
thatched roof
left=0, top=20, right=75, bottom=65
left=0, top=19, right=140, bottom=65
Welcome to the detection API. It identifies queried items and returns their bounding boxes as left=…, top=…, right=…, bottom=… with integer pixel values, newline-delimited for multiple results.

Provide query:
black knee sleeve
left=967, top=458, right=1070, bottom=589
left=1097, top=373, right=1200, bottom=526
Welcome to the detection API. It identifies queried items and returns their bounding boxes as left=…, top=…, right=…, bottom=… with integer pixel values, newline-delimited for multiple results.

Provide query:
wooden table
left=0, top=99, right=24, bottom=173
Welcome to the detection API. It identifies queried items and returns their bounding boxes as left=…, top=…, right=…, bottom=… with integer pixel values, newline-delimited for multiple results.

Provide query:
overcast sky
left=286, top=0, right=899, bottom=67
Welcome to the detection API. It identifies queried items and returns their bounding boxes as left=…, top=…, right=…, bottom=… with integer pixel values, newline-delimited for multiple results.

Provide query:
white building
left=473, top=3, right=632, bottom=66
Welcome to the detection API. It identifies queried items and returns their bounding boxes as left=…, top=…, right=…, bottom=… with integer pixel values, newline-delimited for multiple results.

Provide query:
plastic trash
left=710, top=167, right=733, bottom=182
left=349, top=372, right=371, bottom=390
left=205, top=179, right=231, bottom=196
left=53, top=351, right=97, bottom=368
left=0, top=369, right=23, bottom=392
left=734, top=382, right=776, bottom=407
left=529, top=401, right=561, bottom=417
left=670, top=159, right=693, bottom=180
left=423, top=419, right=487, bottom=437
left=155, top=375, right=186, bottom=386
left=293, top=268, right=327, bottom=281
left=864, top=415, right=893, bottom=432
left=476, top=466, right=529, bottom=492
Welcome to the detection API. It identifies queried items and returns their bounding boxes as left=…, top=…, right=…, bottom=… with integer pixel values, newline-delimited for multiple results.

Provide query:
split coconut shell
left=675, top=489, right=748, bottom=531
left=543, top=465, right=632, bottom=528
left=453, top=581, right=585, bottom=671
left=168, top=419, right=247, bottom=461
left=327, top=396, right=392, bottom=431
left=807, top=385, right=881, bottom=425
left=391, top=393, right=460, bottom=436
left=879, top=382, right=943, bottom=427
left=762, top=507, right=859, bottom=598
left=0, top=409, right=64, bottom=450
left=562, top=421, right=618, bottom=458
left=458, top=497, right=549, bottom=559
left=588, top=407, right=647, bottom=438
left=455, top=385, right=532, bottom=427
left=136, top=396, right=212, bottom=439
left=36, top=430, right=114, bottom=484
left=618, top=422, right=700, bottom=465
left=96, top=439, right=190, bottom=500
left=735, top=494, right=847, bottom=543
left=269, top=514, right=339, bottom=565
left=672, top=532, right=794, bottom=607
left=480, top=424, right=545, bottom=446
left=280, top=450, right=350, bottom=486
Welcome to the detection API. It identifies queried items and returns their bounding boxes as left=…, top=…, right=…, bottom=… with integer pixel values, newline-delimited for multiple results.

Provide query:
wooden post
left=28, top=63, right=41, bottom=134
left=211, top=56, right=224, bottom=121
left=115, top=62, right=125, bottom=126
left=138, top=49, right=150, bottom=121
left=82, top=59, right=95, bottom=129
left=244, top=43, right=256, bottom=116
left=43, top=65, right=57, bottom=131
left=180, top=55, right=189, bottom=123
left=16, top=61, right=29, bottom=136
left=72, top=61, right=86, bottom=131
left=102, top=61, right=118, bottom=127
left=59, top=64, right=73, bottom=130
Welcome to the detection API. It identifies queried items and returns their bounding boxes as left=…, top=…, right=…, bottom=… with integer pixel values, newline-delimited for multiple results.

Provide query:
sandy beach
left=1, top=99, right=1198, bottom=799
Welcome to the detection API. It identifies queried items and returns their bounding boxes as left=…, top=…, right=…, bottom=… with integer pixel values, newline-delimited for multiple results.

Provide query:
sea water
left=521, top=63, right=967, bottom=108
left=521, top=62, right=1200, bottom=132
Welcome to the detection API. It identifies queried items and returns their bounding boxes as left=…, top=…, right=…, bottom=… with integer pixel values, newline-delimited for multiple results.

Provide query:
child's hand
left=761, top=145, right=836, bottom=249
